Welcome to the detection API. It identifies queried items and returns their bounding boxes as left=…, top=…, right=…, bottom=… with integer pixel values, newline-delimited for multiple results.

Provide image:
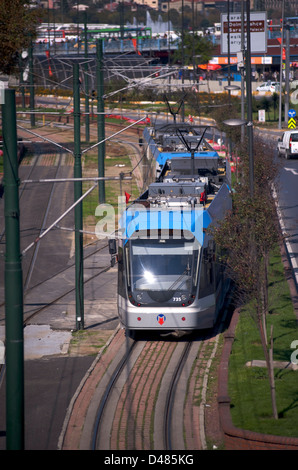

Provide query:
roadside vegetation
left=210, top=123, right=298, bottom=437
left=229, top=257, right=298, bottom=437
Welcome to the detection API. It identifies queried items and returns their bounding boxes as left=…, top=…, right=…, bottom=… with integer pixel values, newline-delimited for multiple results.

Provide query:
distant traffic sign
left=288, top=117, right=296, bottom=129
left=220, top=11, right=267, bottom=54
left=288, top=109, right=296, bottom=118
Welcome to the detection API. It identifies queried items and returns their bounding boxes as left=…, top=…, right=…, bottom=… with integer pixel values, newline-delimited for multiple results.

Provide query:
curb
left=218, top=233, right=298, bottom=450
left=57, top=325, right=121, bottom=450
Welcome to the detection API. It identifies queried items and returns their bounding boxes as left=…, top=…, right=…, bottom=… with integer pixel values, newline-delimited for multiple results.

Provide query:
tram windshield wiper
left=167, top=262, right=191, bottom=291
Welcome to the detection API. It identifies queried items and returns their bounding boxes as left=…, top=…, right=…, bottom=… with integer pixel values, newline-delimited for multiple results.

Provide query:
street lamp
left=224, top=85, right=240, bottom=91
left=223, top=0, right=254, bottom=198
left=223, top=118, right=247, bottom=126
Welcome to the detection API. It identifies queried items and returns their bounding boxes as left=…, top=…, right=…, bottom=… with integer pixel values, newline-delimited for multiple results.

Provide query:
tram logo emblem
left=157, top=314, right=166, bottom=325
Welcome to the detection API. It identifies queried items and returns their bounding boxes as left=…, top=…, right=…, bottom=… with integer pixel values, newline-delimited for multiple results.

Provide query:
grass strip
left=228, top=244, right=298, bottom=437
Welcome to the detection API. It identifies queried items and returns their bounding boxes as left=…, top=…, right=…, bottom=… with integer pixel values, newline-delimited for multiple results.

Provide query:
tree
left=0, top=0, right=41, bottom=75
left=271, top=92, right=279, bottom=121
left=259, top=96, right=271, bottom=121
left=172, top=31, right=213, bottom=66
left=211, top=134, right=280, bottom=419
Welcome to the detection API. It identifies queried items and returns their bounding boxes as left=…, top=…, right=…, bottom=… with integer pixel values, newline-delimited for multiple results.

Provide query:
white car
left=277, top=130, right=298, bottom=159
left=256, top=81, right=280, bottom=93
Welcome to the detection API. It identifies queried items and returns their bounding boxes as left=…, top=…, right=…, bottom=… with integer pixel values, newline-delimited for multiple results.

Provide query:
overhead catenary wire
left=15, top=115, right=147, bottom=157
left=17, top=124, right=73, bottom=154
left=21, top=182, right=97, bottom=256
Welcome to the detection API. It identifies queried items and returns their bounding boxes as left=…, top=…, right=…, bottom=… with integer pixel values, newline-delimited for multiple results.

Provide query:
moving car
left=277, top=130, right=298, bottom=159
left=256, top=81, right=280, bottom=93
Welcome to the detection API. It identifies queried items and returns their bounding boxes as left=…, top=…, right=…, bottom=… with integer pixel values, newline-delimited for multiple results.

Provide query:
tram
left=114, top=121, right=232, bottom=335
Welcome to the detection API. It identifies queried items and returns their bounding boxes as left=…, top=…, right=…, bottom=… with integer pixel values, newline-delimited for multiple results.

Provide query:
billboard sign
left=221, top=11, right=267, bottom=54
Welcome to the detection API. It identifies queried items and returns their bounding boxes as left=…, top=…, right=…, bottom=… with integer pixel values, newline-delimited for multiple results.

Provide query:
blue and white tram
left=116, top=122, right=232, bottom=334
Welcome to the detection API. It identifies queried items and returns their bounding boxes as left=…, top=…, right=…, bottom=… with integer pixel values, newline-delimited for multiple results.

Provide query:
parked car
left=277, top=130, right=298, bottom=159
left=256, top=81, right=280, bottom=93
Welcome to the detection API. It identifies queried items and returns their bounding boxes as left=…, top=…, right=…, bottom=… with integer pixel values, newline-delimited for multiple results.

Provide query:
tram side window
left=198, top=247, right=214, bottom=298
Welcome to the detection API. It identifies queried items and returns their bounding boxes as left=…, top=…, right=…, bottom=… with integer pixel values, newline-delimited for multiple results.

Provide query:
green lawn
left=228, top=246, right=298, bottom=437
left=82, top=141, right=140, bottom=231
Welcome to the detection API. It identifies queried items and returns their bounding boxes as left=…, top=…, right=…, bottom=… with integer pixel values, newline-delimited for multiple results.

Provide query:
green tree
left=211, top=134, right=280, bottom=419
left=0, top=0, right=41, bottom=75
left=172, top=31, right=213, bottom=66
left=259, top=96, right=271, bottom=121
left=271, top=92, right=279, bottom=121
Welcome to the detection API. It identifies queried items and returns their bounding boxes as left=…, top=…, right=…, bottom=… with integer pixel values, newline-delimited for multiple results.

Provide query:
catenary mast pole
left=84, top=12, right=90, bottom=143
left=246, top=0, right=254, bottom=198
left=3, top=88, right=25, bottom=449
left=73, top=63, right=84, bottom=330
left=97, top=39, right=105, bottom=203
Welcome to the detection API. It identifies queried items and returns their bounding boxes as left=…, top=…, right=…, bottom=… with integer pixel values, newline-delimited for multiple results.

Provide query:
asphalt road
left=275, top=154, right=298, bottom=288
left=0, top=149, right=74, bottom=310
left=0, top=354, right=95, bottom=450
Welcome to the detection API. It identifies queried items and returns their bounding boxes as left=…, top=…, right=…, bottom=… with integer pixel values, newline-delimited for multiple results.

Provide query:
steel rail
left=91, top=338, right=137, bottom=450
left=163, top=340, right=192, bottom=450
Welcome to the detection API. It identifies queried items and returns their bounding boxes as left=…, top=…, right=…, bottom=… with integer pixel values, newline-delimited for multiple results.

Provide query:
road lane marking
left=273, top=185, right=298, bottom=288
left=284, top=168, right=298, bottom=176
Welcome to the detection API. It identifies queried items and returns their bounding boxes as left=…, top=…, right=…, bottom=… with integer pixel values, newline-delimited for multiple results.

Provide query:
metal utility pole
left=120, top=0, right=124, bottom=40
left=284, top=23, right=290, bottom=126
left=84, top=12, right=90, bottom=143
left=18, top=54, right=26, bottom=109
left=240, top=0, right=245, bottom=142
left=279, top=0, right=285, bottom=129
left=3, top=88, right=24, bottom=450
left=29, top=38, right=35, bottom=127
left=246, top=0, right=254, bottom=198
left=96, top=39, right=105, bottom=203
left=181, top=0, right=185, bottom=122
left=73, top=64, right=84, bottom=330
left=227, top=0, right=231, bottom=105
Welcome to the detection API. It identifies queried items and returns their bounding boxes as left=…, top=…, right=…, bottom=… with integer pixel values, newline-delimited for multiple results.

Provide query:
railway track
left=94, top=334, right=217, bottom=450
left=60, top=301, right=230, bottom=451
left=1, top=150, right=72, bottom=314
left=1, top=114, right=229, bottom=451
left=0, top=149, right=72, bottom=293
left=0, top=118, right=141, bottom=327
left=22, top=152, right=65, bottom=292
